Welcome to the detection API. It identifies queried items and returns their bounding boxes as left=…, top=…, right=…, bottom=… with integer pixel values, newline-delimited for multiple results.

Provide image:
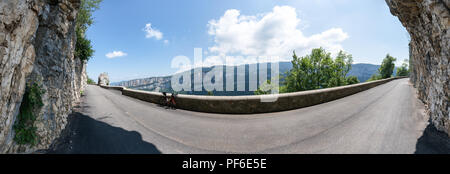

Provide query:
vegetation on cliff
left=13, top=83, right=45, bottom=146
left=75, top=0, right=102, bottom=62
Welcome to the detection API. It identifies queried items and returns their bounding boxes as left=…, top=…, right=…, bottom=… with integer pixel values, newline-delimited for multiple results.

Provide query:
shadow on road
left=415, top=119, right=450, bottom=154
left=47, top=112, right=161, bottom=154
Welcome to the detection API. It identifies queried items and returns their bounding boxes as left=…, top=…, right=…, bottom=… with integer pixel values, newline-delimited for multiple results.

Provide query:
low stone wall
left=102, top=77, right=406, bottom=114
left=100, top=85, right=125, bottom=91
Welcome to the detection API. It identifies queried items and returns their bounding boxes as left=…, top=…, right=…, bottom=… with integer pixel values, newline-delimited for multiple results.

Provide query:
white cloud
left=204, top=6, right=349, bottom=66
left=106, top=51, right=127, bottom=59
left=144, top=23, right=163, bottom=40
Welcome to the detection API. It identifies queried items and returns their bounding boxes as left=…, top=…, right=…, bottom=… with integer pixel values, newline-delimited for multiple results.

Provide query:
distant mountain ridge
left=112, top=63, right=389, bottom=96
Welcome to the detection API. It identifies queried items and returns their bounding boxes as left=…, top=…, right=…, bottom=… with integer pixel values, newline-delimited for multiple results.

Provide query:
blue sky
left=86, top=0, right=410, bottom=82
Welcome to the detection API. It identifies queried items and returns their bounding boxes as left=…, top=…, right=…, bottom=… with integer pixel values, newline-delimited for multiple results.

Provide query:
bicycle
left=167, top=93, right=177, bottom=109
left=160, top=92, right=177, bottom=109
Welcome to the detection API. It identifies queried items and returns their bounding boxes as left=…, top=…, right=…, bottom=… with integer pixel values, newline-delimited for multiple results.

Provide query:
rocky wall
left=386, top=0, right=449, bottom=135
left=0, top=0, right=83, bottom=153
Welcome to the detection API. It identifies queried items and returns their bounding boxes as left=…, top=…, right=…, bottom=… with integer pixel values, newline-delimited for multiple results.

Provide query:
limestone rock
left=98, top=72, right=110, bottom=86
left=0, top=0, right=43, bottom=153
left=0, top=0, right=83, bottom=153
left=386, top=0, right=449, bottom=135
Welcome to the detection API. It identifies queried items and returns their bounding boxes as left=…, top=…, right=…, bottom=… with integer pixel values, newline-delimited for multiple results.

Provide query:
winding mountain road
left=48, top=78, right=450, bottom=154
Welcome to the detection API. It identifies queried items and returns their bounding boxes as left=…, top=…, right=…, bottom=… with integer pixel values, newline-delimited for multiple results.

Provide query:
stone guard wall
left=102, top=77, right=406, bottom=114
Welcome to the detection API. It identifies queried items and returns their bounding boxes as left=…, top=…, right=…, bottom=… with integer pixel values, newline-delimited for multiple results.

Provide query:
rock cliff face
left=98, top=72, right=109, bottom=86
left=0, top=0, right=84, bottom=153
left=386, top=0, right=449, bottom=135
left=114, top=76, right=171, bottom=92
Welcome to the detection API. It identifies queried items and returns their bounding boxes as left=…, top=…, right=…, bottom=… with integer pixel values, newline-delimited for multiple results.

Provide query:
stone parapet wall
left=103, top=77, right=406, bottom=114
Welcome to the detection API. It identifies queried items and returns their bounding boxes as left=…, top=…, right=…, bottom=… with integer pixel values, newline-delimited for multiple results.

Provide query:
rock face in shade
left=98, top=72, right=110, bottom=86
left=386, top=0, right=449, bottom=135
left=0, top=0, right=85, bottom=153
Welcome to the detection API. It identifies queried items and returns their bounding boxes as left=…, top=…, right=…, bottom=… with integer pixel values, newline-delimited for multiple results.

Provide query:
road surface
left=48, top=78, right=450, bottom=154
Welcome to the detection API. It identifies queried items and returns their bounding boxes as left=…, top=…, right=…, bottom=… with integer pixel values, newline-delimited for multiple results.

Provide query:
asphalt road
left=48, top=78, right=450, bottom=154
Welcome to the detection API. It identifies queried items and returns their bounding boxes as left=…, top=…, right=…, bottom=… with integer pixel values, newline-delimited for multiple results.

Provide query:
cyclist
left=161, top=92, right=169, bottom=107
left=169, top=93, right=177, bottom=109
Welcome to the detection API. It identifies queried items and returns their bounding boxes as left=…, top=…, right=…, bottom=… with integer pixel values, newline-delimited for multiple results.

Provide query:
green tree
left=75, top=0, right=102, bottom=62
left=328, top=51, right=354, bottom=87
left=367, top=54, right=398, bottom=82
left=367, top=74, right=382, bottom=82
left=255, top=80, right=278, bottom=95
left=283, top=48, right=356, bottom=93
left=279, top=85, right=288, bottom=94
left=87, top=76, right=96, bottom=84
left=396, top=59, right=410, bottom=77
left=379, top=54, right=397, bottom=79
left=75, top=31, right=94, bottom=61
left=346, top=76, right=360, bottom=85
left=284, top=48, right=329, bottom=92
left=76, top=0, right=103, bottom=34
